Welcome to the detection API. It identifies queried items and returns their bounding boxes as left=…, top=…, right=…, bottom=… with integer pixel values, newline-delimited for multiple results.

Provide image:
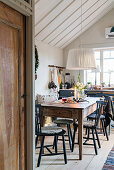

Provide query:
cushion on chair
left=87, top=113, right=96, bottom=119
left=83, top=120, right=96, bottom=128
left=41, top=126, right=63, bottom=134
left=54, top=118, right=73, bottom=125
left=87, top=113, right=105, bottom=120
left=74, top=120, right=95, bottom=128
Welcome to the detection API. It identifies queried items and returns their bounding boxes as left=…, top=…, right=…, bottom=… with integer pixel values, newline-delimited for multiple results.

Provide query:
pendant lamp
left=66, top=48, right=96, bottom=70
left=66, top=0, right=96, bottom=70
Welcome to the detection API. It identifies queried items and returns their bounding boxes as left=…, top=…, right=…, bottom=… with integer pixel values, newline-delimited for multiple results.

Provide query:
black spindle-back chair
left=35, top=104, right=67, bottom=167
left=72, top=100, right=103, bottom=155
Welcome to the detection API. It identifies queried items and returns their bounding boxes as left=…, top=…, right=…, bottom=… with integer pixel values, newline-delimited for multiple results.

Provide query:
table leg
left=39, top=110, right=45, bottom=153
left=78, top=111, right=83, bottom=160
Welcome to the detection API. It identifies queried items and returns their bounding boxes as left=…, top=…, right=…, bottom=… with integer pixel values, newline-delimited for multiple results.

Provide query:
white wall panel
left=35, top=0, right=114, bottom=48
left=35, top=0, right=61, bottom=24
left=35, top=0, right=74, bottom=36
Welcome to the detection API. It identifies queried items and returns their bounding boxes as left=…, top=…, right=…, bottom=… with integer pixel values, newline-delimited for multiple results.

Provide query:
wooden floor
left=35, top=128, right=114, bottom=170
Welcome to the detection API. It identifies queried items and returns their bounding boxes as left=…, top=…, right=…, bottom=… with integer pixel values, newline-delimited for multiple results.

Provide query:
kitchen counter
left=85, top=89, right=114, bottom=102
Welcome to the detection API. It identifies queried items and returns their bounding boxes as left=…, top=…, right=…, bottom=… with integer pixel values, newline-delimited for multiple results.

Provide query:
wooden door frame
left=0, top=1, right=35, bottom=170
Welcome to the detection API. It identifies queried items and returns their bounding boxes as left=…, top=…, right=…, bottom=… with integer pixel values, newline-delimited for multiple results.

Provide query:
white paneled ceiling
left=35, top=0, right=114, bottom=48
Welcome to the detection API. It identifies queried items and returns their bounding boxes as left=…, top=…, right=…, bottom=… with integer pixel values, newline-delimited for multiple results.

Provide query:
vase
left=74, top=87, right=77, bottom=99
left=78, top=89, right=85, bottom=100
left=77, top=90, right=81, bottom=100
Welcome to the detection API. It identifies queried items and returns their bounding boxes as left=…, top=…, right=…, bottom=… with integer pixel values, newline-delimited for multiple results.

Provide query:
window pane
left=103, top=59, right=114, bottom=72
left=87, top=51, right=100, bottom=85
left=87, top=71, right=95, bottom=85
left=104, top=50, right=114, bottom=59
left=111, top=51, right=114, bottom=58
left=103, top=73, right=109, bottom=85
left=103, top=50, right=114, bottom=86
left=110, top=73, right=114, bottom=85
left=95, top=51, right=100, bottom=60
left=103, top=51, right=110, bottom=59
left=96, top=72, right=100, bottom=85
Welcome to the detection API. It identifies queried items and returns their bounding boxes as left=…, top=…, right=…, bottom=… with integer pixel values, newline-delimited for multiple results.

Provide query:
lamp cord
left=80, top=0, right=83, bottom=50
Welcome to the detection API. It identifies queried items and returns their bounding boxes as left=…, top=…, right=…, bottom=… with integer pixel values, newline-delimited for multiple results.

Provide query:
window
left=86, top=51, right=100, bottom=85
left=103, top=50, right=114, bottom=86
left=86, top=49, right=114, bottom=86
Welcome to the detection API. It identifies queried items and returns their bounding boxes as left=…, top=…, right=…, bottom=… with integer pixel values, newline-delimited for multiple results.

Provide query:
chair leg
left=85, top=127, right=88, bottom=135
left=67, top=124, right=72, bottom=151
left=37, top=136, right=45, bottom=167
left=69, top=124, right=72, bottom=140
left=72, top=124, right=77, bottom=152
left=95, top=128, right=101, bottom=148
left=52, top=136, right=55, bottom=149
left=87, top=128, right=90, bottom=140
left=101, top=119, right=105, bottom=136
left=92, top=129, right=98, bottom=155
left=35, top=135, right=38, bottom=149
left=54, top=135, right=58, bottom=153
left=53, top=135, right=58, bottom=149
left=53, top=124, right=60, bottom=149
left=105, top=126, right=109, bottom=141
left=109, top=122, right=111, bottom=135
left=62, top=134, right=67, bottom=164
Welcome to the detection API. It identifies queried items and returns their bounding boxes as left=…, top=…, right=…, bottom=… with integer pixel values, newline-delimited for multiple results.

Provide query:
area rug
left=102, top=146, right=114, bottom=170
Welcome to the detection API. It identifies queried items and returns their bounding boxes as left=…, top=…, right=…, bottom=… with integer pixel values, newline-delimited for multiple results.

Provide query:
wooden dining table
left=40, top=97, right=101, bottom=160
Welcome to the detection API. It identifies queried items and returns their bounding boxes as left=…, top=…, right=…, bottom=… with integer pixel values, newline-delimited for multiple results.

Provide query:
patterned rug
left=102, top=146, right=114, bottom=170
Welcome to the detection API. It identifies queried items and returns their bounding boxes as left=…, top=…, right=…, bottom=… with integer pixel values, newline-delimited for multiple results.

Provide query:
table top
left=41, top=97, right=102, bottom=110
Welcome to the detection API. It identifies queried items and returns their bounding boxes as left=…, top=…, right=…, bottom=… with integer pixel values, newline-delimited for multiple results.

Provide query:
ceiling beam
left=42, top=0, right=88, bottom=42
left=35, top=0, right=62, bottom=27
left=35, top=0, right=75, bottom=38
left=47, top=0, right=98, bottom=44
left=53, top=0, right=108, bottom=47
left=60, top=0, right=111, bottom=48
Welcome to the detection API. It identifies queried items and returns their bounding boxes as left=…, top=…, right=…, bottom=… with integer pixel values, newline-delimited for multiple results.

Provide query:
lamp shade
left=66, top=48, right=96, bottom=70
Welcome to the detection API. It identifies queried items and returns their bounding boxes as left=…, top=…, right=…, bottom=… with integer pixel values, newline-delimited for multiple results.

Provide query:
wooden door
left=0, top=2, right=26, bottom=170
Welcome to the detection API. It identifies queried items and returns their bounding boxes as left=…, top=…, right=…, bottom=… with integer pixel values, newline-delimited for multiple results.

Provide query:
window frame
left=86, top=48, right=114, bottom=85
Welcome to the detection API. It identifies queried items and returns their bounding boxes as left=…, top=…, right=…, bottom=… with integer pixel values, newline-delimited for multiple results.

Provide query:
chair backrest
left=94, top=100, right=104, bottom=126
left=35, top=104, right=41, bottom=134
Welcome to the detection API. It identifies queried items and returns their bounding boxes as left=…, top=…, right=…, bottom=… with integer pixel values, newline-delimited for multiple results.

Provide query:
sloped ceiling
left=35, top=0, right=114, bottom=49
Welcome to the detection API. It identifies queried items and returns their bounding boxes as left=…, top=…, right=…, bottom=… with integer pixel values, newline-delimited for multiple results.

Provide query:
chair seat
left=40, top=126, right=65, bottom=135
left=74, top=120, right=96, bottom=128
left=54, top=118, right=73, bottom=125
left=87, top=113, right=105, bottom=120
left=83, top=120, right=96, bottom=128
left=87, top=113, right=96, bottom=119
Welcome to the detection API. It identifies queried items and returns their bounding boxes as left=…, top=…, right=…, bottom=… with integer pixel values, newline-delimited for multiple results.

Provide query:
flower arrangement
left=74, top=82, right=87, bottom=100
left=75, top=82, right=87, bottom=91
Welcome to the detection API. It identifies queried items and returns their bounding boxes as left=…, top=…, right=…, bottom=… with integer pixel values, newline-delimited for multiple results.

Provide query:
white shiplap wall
left=35, top=0, right=114, bottom=48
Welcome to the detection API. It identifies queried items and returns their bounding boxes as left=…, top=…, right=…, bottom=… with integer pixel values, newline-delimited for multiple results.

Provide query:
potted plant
left=35, top=45, right=39, bottom=80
